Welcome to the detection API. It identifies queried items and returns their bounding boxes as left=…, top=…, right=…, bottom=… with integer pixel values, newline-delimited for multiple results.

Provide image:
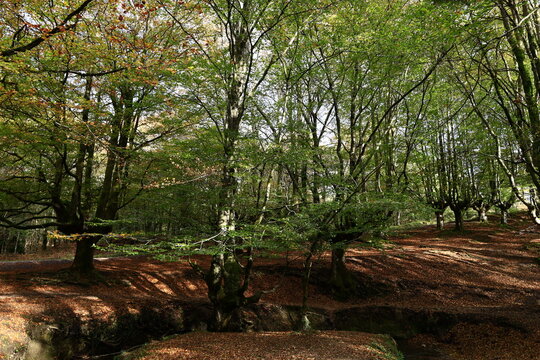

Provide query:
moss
left=368, top=335, right=404, bottom=360
left=524, top=242, right=540, bottom=251
left=115, top=346, right=149, bottom=360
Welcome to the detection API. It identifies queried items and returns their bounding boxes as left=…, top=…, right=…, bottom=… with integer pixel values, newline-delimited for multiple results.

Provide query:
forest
left=0, top=0, right=539, bottom=359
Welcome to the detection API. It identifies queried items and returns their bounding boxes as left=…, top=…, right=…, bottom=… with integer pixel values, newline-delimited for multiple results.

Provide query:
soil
left=124, top=331, right=398, bottom=360
left=0, top=213, right=539, bottom=359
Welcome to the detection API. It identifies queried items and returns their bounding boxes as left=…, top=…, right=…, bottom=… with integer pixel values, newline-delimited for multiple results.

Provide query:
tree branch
left=1, top=0, right=95, bottom=57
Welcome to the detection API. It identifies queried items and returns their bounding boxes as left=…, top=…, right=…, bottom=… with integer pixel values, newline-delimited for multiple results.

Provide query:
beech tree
left=453, top=0, right=540, bottom=224
left=0, top=0, right=188, bottom=277
left=2, top=0, right=540, bottom=336
left=171, top=0, right=328, bottom=331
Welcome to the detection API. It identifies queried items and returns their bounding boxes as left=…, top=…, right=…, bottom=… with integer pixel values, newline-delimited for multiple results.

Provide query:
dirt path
left=0, top=256, right=143, bottom=275
left=0, top=259, right=72, bottom=272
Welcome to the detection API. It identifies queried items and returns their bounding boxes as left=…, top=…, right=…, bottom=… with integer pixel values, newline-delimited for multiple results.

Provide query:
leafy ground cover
left=123, top=331, right=401, bottom=360
left=0, top=215, right=538, bottom=359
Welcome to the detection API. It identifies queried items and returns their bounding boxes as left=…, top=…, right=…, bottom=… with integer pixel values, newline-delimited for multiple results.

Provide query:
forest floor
left=0, top=213, right=539, bottom=359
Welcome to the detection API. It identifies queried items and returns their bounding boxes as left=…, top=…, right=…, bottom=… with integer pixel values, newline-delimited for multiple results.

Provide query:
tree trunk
left=453, top=208, right=464, bottom=231
left=527, top=205, right=540, bottom=225
left=206, top=254, right=237, bottom=332
left=435, top=211, right=445, bottom=230
left=330, top=247, right=356, bottom=300
left=478, top=208, right=488, bottom=222
left=501, top=208, right=508, bottom=224
left=71, top=237, right=96, bottom=277
left=41, top=232, right=48, bottom=251
left=205, top=253, right=256, bottom=332
left=300, top=249, right=314, bottom=331
left=14, top=233, right=20, bottom=254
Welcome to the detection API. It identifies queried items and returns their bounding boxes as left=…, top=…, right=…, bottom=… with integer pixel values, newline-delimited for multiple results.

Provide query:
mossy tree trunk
left=203, top=251, right=260, bottom=331
left=330, top=246, right=357, bottom=300
left=329, top=225, right=360, bottom=300
left=71, top=236, right=97, bottom=276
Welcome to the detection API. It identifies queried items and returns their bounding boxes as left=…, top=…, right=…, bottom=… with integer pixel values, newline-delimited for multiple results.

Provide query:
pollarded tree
left=457, top=0, right=540, bottom=224
left=285, top=0, right=461, bottom=297
left=447, top=34, right=528, bottom=225
left=173, top=0, right=326, bottom=331
left=490, top=162, right=517, bottom=224
left=414, top=128, right=450, bottom=230
left=0, top=0, right=188, bottom=278
left=412, top=77, right=479, bottom=231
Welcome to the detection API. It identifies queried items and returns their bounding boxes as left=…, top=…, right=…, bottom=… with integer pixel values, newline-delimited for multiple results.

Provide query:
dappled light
left=0, top=215, right=538, bottom=358
left=1, top=0, right=540, bottom=358
left=131, top=331, right=392, bottom=360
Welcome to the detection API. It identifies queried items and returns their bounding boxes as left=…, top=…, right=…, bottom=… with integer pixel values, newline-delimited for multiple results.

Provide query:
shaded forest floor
left=0, top=214, right=539, bottom=359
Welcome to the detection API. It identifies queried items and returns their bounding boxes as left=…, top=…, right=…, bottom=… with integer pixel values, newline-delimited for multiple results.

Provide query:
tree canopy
left=1, top=0, right=539, bottom=330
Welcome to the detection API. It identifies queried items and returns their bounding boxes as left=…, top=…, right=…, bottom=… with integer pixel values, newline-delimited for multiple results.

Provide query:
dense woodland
left=1, top=0, right=540, bottom=333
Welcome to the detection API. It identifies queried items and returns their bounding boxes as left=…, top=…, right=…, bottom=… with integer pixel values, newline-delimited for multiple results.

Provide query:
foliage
left=1, top=0, right=539, bottom=332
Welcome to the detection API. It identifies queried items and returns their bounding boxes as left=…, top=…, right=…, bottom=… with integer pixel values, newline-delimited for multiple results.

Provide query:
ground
left=0, top=214, right=539, bottom=359
left=124, top=331, right=399, bottom=360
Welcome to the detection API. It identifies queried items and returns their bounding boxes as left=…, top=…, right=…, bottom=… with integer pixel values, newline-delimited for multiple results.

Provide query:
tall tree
left=176, top=0, right=321, bottom=331
left=0, top=0, right=187, bottom=277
